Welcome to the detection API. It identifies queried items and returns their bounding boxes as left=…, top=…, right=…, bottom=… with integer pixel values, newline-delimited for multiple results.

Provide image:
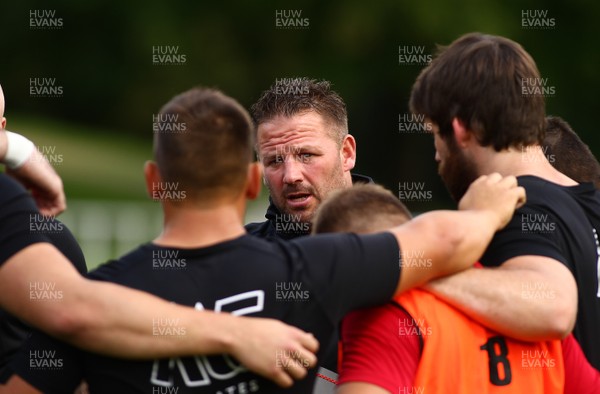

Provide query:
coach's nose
left=282, top=158, right=304, bottom=184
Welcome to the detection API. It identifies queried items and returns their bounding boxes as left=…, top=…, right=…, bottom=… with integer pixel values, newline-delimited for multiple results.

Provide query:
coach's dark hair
left=410, top=33, right=545, bottom=151
left=154, top=87, right=254, bottom=202
left=312, top=184, right=412, bottom=234
left=544, top=116, right=600, bottom=189
left=251, top=78, right=348, bottom=145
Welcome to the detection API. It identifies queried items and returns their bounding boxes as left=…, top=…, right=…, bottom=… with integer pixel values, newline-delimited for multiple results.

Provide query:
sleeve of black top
left=10, top=329, right=84, bottom=393
left=43, top=220, right=87, bottom=275
left=0, top=175, right=49, bottom=266
left=291, top=232, right=400, bottom=323
left=480, top=204, right=568, bottom=268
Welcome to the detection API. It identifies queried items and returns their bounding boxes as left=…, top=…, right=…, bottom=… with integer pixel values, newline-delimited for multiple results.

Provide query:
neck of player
left=154, top=199, right=247, bottom=248
left=475, top=145, right=578, bottom=187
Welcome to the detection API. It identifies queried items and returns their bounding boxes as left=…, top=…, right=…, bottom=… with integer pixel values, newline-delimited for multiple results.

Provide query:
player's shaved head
left=544, top=116, right=600, bottom=189
left=313, top=184, right=412, bottom=234
left=153, top=87, right=255, bottom=203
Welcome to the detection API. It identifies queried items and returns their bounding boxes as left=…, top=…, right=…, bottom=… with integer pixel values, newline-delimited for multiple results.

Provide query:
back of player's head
left=410, top=32, right=545, bottom=151
left=544, top=116, right=600, bottom=189
left=153, top=87, right=254, bottom=202
left=251, top=78, right=348, bottom=145
left=312, top=184, right=412, bottom=234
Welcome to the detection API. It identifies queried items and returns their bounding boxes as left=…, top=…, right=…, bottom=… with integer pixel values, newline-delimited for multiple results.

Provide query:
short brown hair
left=251, top=78, right=348, bottom=144
left=312, top=184, right=412, bottom=234
left=410, top=33, right=545, bottom=151
left=154, top=87, right=254, bottom=202
left=544, top=116, right=600, bottom=189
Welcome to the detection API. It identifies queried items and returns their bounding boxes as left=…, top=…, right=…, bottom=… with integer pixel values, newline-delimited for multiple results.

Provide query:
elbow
left=541, top=299, right=576, bottom=339
left=41, top=300, right=96, bottom=343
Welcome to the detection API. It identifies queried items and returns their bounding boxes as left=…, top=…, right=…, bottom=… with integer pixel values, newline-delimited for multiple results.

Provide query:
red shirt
left=339, top=299, right=599, bottom=393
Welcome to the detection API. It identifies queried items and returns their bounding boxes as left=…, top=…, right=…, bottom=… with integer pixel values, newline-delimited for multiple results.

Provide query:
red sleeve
left=562, top=333, right=600, bottom=394
left=338, top=301, right=421, bottom=392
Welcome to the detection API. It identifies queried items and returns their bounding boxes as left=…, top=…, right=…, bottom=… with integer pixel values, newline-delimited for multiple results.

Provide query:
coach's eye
left=266, top=156, right=283, bottom=166
left=298, top=153, right=313, bottom=161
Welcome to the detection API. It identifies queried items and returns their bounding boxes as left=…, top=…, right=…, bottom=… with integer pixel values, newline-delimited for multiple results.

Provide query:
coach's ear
left=341, top=134, right=357, bottom=172
left=246, top=162, right=262, bottom=200
left=144, top=161, right=162, bottom=199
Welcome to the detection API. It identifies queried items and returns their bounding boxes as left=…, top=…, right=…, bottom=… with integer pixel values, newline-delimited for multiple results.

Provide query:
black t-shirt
left=0, top=174, right=49, bottom=266
left=0, top=173, right=87, bottom=381
left=481, top=175, right=600, bottom=369
left=13, top=232, right=400, bottom=393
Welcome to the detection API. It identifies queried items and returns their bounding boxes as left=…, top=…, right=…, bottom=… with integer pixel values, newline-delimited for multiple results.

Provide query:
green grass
left=6, top=114, right=152, bottom=200
left=4, top=113, right=269, bottom=218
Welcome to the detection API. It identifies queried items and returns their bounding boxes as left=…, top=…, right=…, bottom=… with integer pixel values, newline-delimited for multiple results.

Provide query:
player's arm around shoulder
left=388, top=173, right=526, bottom=294
left=424, top=203, right=577, bottom=340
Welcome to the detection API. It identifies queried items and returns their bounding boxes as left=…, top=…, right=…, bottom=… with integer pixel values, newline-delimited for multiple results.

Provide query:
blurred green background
left=1, top=0, right=598, bottom=268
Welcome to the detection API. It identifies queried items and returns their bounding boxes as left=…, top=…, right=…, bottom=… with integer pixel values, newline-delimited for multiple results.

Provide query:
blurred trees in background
left=1, top=0, right=598, bottom=210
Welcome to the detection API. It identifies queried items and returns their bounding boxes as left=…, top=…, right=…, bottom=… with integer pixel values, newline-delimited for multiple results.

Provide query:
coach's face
left=431, top=122, right=479, bottom=202
left=257, top=111, right=356, bottom=223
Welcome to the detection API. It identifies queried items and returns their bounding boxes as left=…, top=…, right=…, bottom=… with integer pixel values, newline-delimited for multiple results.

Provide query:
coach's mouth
left=286, top=193, right=312, bottom=208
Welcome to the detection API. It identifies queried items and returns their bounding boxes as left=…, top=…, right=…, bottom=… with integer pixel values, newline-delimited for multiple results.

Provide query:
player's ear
left=246, top=162, right=262, bottom=200
left=451, top=118, right=472, bottom=148
left=144, top=161, right=162, bottom=199
left=340, top=134, right=356, bottom=171
left=1, top=117, right=6, bottom=129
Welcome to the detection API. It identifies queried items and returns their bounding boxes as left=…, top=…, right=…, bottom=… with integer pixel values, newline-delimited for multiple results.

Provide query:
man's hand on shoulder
left=228, top=316, right=319, bottom=387
left=458, top=173, right=526, bottom=230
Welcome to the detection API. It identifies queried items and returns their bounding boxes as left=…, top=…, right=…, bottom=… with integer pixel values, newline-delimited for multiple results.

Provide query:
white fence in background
left=58, top=200, right=267, bottom=270
left=58, top=201, right=163, bottom=269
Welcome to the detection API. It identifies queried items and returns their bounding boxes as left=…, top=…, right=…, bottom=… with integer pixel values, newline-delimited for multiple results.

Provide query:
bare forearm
left=426, top=259, right=577, bottom=340
left=57, top=280, right=237, bottom=358
left=0, top=244, right=235, bottom=358
left=391, top=174, right=525, bottom=293
left=0, top=244, right=317, bottom=386
left=424, top=210, right=498, bottom=275
left=391, top=209, right=499, bottom=293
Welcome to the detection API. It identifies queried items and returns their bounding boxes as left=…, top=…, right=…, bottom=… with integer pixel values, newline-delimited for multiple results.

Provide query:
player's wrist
left=2, top=131, right=35, bottom=169
left=209, top=312, right=239, bottom=355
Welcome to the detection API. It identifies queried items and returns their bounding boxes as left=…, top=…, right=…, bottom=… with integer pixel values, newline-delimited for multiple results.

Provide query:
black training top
left=245, top=173, right=374, bottom=379
left=13, top=232, right=400, bottom=393
left=0, top=173, right=87, bottom=381
left=481, top=175, right=600, bottom=369
left=0, top=174, right=49, bottom=266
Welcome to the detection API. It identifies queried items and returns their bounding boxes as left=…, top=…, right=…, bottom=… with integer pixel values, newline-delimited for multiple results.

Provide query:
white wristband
left=4, top=131, right=35, bottom=169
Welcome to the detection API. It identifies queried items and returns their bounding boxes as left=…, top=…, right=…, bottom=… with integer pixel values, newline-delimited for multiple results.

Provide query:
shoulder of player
left=244, top=220, right=271, bottom=235
left=518, top=175, right=595, bottom=203
left=86, top=245, right=148, bottom=281
left=0, top=173, right=29, bottom=205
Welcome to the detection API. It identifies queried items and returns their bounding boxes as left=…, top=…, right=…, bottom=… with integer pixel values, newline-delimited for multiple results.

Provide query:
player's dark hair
left=544, top=116, right=600, bottom=189
left=154, top=87, right=254, bottom=202
left=410, top=33, right=545, bottom=151
left=251, top=78, right=348, bottom=145
left=312, top=184, right=412, bottom=234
